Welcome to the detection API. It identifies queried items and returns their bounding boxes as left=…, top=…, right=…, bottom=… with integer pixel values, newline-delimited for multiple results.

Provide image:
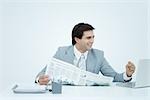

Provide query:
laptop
left=116, top=59, right=150, bottom=88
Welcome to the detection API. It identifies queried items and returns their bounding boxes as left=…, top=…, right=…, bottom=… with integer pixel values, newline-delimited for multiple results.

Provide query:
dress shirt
left=73, top=46, right=95, bottom=85
left=73, top=46, right=88, bottom=70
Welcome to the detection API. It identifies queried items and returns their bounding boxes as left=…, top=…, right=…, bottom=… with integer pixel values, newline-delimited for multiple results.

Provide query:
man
left=35, top=23, right=135, bottom=85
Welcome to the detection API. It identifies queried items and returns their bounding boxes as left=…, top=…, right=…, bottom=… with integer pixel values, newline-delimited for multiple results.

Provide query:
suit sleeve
left=99, top=51, right=125, bottom=82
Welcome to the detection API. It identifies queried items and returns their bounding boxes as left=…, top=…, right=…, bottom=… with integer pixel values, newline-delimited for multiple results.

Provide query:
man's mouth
left=88, top=44, right=93, bottom=47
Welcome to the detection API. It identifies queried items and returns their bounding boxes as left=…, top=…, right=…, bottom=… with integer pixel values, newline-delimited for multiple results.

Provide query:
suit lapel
left=86, top=49, right=96, bottom=73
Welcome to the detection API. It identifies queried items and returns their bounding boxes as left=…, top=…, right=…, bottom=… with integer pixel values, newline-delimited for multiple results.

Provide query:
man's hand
left=38, top=75, right=50, bottom=85
left=126, top=61, right=136, bottom=77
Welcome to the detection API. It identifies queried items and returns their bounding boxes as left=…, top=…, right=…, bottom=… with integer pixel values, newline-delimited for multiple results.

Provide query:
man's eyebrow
left=86, top=35, right=95, bottom=38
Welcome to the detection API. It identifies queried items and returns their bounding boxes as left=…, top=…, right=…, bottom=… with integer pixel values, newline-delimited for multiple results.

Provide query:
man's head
left=72, top=23, right=95, bottom=53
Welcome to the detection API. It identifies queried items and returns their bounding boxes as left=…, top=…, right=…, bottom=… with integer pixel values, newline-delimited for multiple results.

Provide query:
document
left=46, top=58, right=113, bottom=86
left=12, top=83, right=47, bottom=93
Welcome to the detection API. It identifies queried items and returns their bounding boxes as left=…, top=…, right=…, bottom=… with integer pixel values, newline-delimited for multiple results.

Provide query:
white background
left=0, top=0, right=149, bottom=93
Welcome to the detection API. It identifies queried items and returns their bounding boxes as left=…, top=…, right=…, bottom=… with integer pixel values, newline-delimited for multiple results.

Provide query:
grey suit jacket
left=36, top=45, right=126, bottom=82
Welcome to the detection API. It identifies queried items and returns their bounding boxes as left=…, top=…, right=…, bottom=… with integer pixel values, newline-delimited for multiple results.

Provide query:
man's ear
left=75, top=37, right=80, bottom=43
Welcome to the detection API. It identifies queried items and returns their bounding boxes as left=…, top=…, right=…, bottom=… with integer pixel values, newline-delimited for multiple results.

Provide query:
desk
left=0, top=84, right=150, bottom=100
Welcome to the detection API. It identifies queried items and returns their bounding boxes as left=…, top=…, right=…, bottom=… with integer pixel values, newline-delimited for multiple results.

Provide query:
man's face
left=75, top=30, right=94, bottom=53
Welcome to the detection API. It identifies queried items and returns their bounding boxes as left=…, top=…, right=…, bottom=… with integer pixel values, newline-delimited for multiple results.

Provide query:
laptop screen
left=135, top=59, right=150, bottom=88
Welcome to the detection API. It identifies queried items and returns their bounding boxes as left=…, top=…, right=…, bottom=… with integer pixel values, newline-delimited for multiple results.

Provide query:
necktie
left=77, top=55, right=94, bottom=86
left=77, top=54, right=86, bottom=70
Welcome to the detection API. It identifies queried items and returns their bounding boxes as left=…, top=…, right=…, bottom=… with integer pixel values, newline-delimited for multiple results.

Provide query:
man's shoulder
left=90, top=48, right=104, bottom=58
left=57, top=45, right=72, bottom=50
left=57, top=45, right=73, bottom=52
left=90, top=48, right=104, bottom=54
left=54, top=45, right=73, bottom=59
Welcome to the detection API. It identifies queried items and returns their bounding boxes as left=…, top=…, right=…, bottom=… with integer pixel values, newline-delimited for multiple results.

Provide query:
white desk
left=0, top=84, right=150, bottom=100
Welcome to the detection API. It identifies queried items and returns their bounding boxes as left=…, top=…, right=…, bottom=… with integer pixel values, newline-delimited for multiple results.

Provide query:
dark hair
left=72, top=23, right=95, bottom=45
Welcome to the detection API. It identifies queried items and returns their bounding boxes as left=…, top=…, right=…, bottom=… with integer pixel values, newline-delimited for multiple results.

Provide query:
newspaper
left=46, top=58, right=113, bottom=86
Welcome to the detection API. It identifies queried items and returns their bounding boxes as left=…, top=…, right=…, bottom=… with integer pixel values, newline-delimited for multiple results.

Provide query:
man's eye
left=87, top=37, right=91, bottom=39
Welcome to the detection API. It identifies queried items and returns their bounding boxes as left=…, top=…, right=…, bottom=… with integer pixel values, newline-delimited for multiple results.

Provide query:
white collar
left=74, top=45, right=88, bottom=60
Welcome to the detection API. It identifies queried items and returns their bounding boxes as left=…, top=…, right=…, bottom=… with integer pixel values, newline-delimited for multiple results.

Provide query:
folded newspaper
left=12, top=84, right=47, bottom=93
left=46, top=58, right=113, bottom=86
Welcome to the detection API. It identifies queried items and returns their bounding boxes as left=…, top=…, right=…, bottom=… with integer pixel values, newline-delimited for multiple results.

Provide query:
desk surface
left=0, top=84, right=150, bottom=100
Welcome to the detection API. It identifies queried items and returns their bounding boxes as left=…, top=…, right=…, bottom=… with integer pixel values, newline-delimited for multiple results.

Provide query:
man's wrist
left=126, top=74, right=132, bottom=77
left=123, top=72, right=132, bottom=81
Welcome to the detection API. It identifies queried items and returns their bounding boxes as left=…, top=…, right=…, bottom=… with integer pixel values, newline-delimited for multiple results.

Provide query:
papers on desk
left=46, top=58, right=113, bottom=86
left=12, top=84, right=47, bottom=93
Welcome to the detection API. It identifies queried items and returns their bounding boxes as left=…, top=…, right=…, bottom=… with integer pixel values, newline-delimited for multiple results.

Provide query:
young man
left=35, top=23, right=135, bottom=85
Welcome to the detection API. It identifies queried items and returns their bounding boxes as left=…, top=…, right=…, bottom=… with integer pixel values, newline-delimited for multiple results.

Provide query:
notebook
left=12, top=83, right=47, bottom=93
left=116, top=59, right=150, bottom=88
